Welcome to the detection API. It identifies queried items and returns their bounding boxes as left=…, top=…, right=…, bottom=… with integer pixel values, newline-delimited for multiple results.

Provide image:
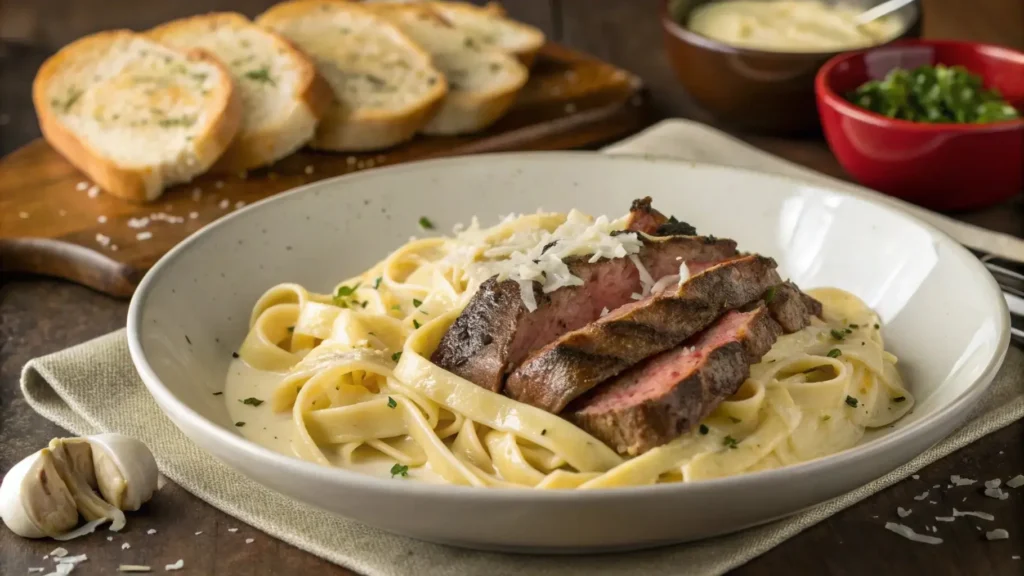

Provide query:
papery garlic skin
left=0, top=450, right=79, bottom=538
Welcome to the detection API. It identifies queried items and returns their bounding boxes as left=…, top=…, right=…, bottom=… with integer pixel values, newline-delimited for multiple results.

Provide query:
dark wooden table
left=2, top=1, right=1022, bottom=574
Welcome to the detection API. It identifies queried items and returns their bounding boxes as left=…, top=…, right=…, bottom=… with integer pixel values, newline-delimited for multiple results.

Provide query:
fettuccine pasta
left=226, top=211, right=913, bottom=488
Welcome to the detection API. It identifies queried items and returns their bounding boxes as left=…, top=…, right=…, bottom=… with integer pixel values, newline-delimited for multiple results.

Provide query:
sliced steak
left=505, top=255, right=781, bottom=412
left=568, top=305, right=781, bottom=455
left=625, top=197, right=668, bottom=234
left=431, top=235, right=738, bottom=392
left=767, top=281, right=823, bottom=333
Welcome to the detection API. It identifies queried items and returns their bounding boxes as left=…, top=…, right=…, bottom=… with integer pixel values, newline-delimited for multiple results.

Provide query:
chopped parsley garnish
left=391, top=351, right=402, bottom=362
left=235, top=421, right=246, bottom=427
left=763, top=286, right=777, bottom=303
left=413, top=319, right=421, bottom=329
left=845, top=64, right=1020, bottom=124
left=373, top=276, right=382, bottom=289
left=699, top=424, right=709, bottom=435
left=822, top=414, right=831, bottom=421
left=392, top=305, right=402, bottom=311
left=157, top=115, right=197, bottom=128
left=848, top=324, right=859, bottom=328
left=390, top=463, right=409, bottom=478
left=723, top=435, right=739, bottom=449
left=845, top=396, right=859, bottom=408
left=893, top=396, right=907, bottom=403
left=54, top=87, right=84, bottom=113
left=541, top=429, right=547, bottom=436
left=333, top=283, right=361, bottom=307
left=704, top=234, right=718, bottom=244
left=287, top=326, right=295, bottom=333
left=418, top=216, right=435, bottom=230
left=387, top=396, right=397, bottom=409
left=830, top=329, right=846, bottom=341
left=240, top=397, right=264, bottom=407
left=232, top=352, right=239, bottom=359
left=412, top=298, right=423, bottom=308
left=874, top=323, right=880, bottom=329
left=213, top=392, right=223, bottom=396
left=826, top=348, right=842, bottom=358
left=244, top=66, right=277, bottom=86
left=729, top=417, right=742, bottom=424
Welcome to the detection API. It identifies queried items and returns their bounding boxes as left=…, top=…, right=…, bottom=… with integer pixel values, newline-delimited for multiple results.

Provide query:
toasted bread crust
left=33, top=30, right=241, bottom=202
left=431, top=1, right=545, bottom=67
left=148, top=12, right=332, bottom=172
left=257, top=0, right=449, bottom=151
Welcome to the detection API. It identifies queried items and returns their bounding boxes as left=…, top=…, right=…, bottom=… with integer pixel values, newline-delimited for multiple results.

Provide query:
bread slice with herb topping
left=148, top=13, right=333, bottom=172
left=33, top=30, right=241, bottom=202
left=429, top=2, right=545, bottom=67
left=256, top=0, right=448, bottom=151
left=370, top=3, right=529, bottom=135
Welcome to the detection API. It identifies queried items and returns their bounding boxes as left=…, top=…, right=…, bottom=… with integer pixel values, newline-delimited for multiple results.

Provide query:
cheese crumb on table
left=165, top=559, right=184, bottom=571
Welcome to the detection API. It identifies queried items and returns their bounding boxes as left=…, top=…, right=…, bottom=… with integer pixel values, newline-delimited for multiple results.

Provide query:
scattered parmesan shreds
left=600, top=307, right=610, bottom=317
left=235, top=201, right=246, bottom=209
left=194, top=531, right=203, bottom=535
left=107, top=536, right=114, bottom=542
left=136, top=231, right=153, bottom=241
left=55, top=554, right=87, bottom=564
left=1013, top=555, right=1020, bottom=560
left=986, top=529, right=1009, bottom=541
left=117, top=566, right=151, bottom=573
left=189, top=212, right=199, bottom=219
left=127, top=217, right=150, bottom=229
left=913, top=490, right=930, bottom=501
left=98, top=215, right=107, bottom=223
left=897, top=507, right=912, bottom=518
left=884, top=522, right=943, bottom=544
left=111, top=245, right=119, bottom=252
left=932, top=484, right=939, bottom=489
left=304, top=165, right=314, bottom=175
left=930, top=526, right=938, bottom=533
left=245, top=538, right=254, bottom=544
left=219, top=199, right=230, bottom=210
left=53, top=564, right=74, bottom=576
left=1007, top=475, right=1024, bottom=489
left=146, top=528, right=157, bottom=535
left=165, top=559, right=184, bottom=571
left=953, top=508, right=994, bottom=521
left=951, top=475, right=976, bottom=486
left=228, top=527, right=238, bottom=532
left=87, top=185, right=100, bottom=198
left=984, top=487, right=1009, bottom=500
left=76, top=181, right=89, bottom=191
left=936, top=516, right=955, bottom=522
left=29, top=568, right=45, bottom=574
left=929, top=500, right=938, bottom=505
left=912, top=474, right=920, bottom=480
left=50, top=548, right=69, bottom=558
left=122, top=542, right=131, bottom=550
left=985, top=478, right=1002, bottom=489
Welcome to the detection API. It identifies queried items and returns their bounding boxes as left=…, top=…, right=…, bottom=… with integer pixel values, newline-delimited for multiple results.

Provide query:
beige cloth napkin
left=19, top=119, right=1024, bottom=576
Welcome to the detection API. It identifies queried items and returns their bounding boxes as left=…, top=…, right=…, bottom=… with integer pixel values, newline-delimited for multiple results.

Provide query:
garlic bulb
left=0, top=433, right=158, bottom=540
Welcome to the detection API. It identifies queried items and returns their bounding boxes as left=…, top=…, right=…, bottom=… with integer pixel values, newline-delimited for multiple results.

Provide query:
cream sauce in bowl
left=687, top=1, right=905, bottom=52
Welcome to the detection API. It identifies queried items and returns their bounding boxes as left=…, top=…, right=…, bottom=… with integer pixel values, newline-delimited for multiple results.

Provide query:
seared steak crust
left=768, top=281, right=823, bottom=333
left=625, top=196, right=669, bottom=235
left=569, top=305, right=782, bottom=456
left=505, top=255, right=782, bottom=412
left=430, top=236, right=739, bottom=392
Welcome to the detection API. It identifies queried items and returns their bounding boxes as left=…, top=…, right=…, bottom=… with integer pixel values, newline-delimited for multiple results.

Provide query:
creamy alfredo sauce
left=225, top=360, right=448, bottom=483
left=687, top=0, right=905, bottom=52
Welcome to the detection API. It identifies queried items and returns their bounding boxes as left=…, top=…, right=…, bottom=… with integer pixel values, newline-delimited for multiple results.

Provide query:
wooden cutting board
left=0, top=42, right=650, bottom=297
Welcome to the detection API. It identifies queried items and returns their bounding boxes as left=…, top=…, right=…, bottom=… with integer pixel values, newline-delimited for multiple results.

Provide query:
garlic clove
left=85, top=434, right=158, bottom=512
left=0, top=449, right=80, bottom=539
left=47, top=440, right=127, bottom=532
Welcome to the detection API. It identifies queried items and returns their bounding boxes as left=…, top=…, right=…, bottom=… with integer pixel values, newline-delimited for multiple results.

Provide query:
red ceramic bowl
left=816, top=40, right=1024, bottom=211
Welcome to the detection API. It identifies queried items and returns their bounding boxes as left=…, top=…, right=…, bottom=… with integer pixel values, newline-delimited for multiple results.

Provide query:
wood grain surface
left=0, top=42, right=648, bottom=297
left=1, top=0, right=1023, bottom=575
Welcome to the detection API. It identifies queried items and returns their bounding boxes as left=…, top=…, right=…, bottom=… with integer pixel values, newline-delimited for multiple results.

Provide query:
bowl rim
left=127, top=151, right=1010, bottom=502
left=815, top=39, right=1024, bottom=133
left=660, top=0, right=921, bottom=60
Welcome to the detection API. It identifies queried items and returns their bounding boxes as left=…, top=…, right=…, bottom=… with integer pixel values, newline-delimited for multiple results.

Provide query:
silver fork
left=972, top=251, right=1024, bottom=346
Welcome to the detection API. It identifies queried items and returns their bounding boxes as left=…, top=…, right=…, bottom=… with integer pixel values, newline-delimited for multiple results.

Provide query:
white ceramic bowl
left=127, top=153, right=1009, bottom=552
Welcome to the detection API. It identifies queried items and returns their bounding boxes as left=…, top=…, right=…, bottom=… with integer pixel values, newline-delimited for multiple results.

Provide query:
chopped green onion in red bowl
left=815, top=40, right=1024, bottom=211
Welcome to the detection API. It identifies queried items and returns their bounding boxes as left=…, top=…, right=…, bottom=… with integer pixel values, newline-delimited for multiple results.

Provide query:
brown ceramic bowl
left=662, top=0, right=923, bottom=135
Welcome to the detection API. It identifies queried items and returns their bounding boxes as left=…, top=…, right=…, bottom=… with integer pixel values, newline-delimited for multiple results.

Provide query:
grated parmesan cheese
left=985, top=529, right=1009, bottom=541
left=50, top=548, right=68, bottom=558
left=885, top=522, right=943, bottom=544
left=122, top=543, right=131, bottom=550
left=117, top=566, right=151, bottom=573
left=913, top=490, right=929, bottom=501
left=935, top=516, right=954, bottom=522
left=985, top=478, right=1001, bottom=489
left=950, top=475, right=976, bottom=486
left=1007, top=475, right=1024, bottom=489
left=897, top=507, right=912, bottom=518
left=165, top=559, right=184, bottom=571
left=984, top=487, right=1009, bottom=500
left=952, top=508, right=994, bottom=521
